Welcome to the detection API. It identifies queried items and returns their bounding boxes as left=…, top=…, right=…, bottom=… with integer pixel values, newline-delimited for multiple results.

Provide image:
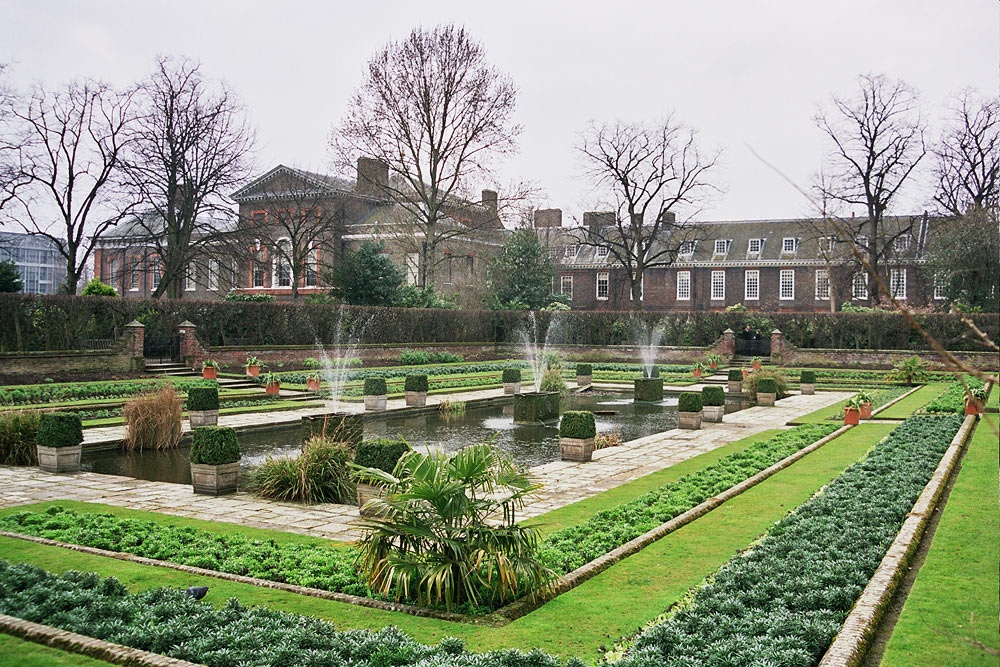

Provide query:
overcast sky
left=3, top=0, right=998, bottom=224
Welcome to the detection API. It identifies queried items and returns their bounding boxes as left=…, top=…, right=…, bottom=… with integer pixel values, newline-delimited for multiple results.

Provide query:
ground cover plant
left=0, top=378, right=216, bottom=407
left=613, top=415, right=964, bottom=667
left=922, top=378, right=986, bottom=414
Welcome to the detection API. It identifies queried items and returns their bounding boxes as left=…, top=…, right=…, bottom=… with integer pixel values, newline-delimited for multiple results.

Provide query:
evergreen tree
left=0, top=260, right=23, bottom=292
left=487, top=229, right=560, bottom=310
left=326, top=240, right=404, bottom=306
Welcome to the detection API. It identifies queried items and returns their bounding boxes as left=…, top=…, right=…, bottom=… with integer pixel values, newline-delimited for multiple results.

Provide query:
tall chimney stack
left=356, top=158, right=389, bottom=198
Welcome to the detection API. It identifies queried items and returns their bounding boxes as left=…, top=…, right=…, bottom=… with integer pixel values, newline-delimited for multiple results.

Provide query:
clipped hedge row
left=617, top=415, right=964, bottom=667
left=538, top=424, right=839, bottom=574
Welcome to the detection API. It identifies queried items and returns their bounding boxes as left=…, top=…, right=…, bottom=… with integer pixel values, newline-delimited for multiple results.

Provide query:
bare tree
left=576, top=118, right=720, bottom=310
left=815, top=73, right=926, bottom=305
left=932, top=88, right=1000, bottom=216
left=123, top=56, right=254, bottom=299
left=331, top=24, right=520, bottom=290
left=0, top=78, right=136, bottom=294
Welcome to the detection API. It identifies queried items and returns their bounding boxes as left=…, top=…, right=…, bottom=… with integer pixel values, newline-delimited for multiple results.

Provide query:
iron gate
left=143, top=335, right=179, bottom=363
left=735, top=338, right=771, bottom=357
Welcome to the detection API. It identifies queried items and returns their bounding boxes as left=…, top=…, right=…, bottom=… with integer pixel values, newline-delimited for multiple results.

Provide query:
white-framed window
left=631, top=276, right=644, bottom=302
left=108, top=258, right=119, bottom=286
left=815, top=269, right=830, bottom=300
left=304, top=244, right=318, bottom=287
left=678, top=241, right=696, bottom=257
left=852, top=272, right=868, bottom=300
left=595, top=246, right=610, bottom=258
left=207, top=259, right=219, bottom=291
left=596, top=272, right=609, bottom=300
left=713, top=239, right=729, bottom=256
left=128, top=261, right=139, bottom=291
left=933, top=272, right=947, bottom=300
left=890, top=268, right=907, bottom=299
left=779, top=269, right=795, bottom=300
left=151, top=262, right=161, bottom=290
left=560, top=275, right=573, bottom=298
left=676, top=270, right=691, bottom=300
left=252, top=261, right=266, bottom=288
left=563, top=245, right=579, bottom=258
left=817, top=237, right=836, bottom=255
left=711, top=270, right=725, bottom=300
left=184, top=263, right=196, bottom=291
left=748, top=238, right=763, bottom=255
left=744, top=270, right=759, bottom=301
left=781, top=237, right=797, bottom=254
left=893, top=234, right=911, bottom=252
left=273, top=239, right=292, bottom=287
left=405, top=253, right=419, bottom=286
left=856, top=235, right=868, bottom=250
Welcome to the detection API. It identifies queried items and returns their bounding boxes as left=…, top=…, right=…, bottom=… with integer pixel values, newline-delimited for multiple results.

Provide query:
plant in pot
left=559, top=410, right=596, bottom=462
left=707, top=353, right=722, bottom=371
left=751, top=355, right=763, bottom=370
left=261, top=372, right=281, bottom=396
left=635, top=366, right=663, bottom=402
left=186, top=385, right=220, bottom=428
left=404, top=374, right=429, bottom=407
left=727, top=368, right=743, bottom=393
left=201, top=359, right=220, bottom=380
left=799, top=370, right=817, bottom=395
left=502, top=368, right=522, bottom=395
left=36, top=412, right=83, bottom=473
left=843, top=396, right=862, bottom=425
left=189, top=426, right=241, bottom=496
left=701, top=386, right=725, bottom=423
left=756, top=377, right=777, bottom=406
left=353, top=438, right=411, bottom=515
left=245, top=355, right=262, bottom=378
left=965, top=386, right=988, bottom=417
left=742, top=367, right=749, bottom=379
left=575, top=363, right=593, bottom=387
left=856, top=390, right=875, bottom=419
left=305, top=371, right=322, bottom=392
left=692, top=361, right=705, bottom=378
left=364, top=377, right=388, bottom=411
left=677, top=391, right=703, bottom=430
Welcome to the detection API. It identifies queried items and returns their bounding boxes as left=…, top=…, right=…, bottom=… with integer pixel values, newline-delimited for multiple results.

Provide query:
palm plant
left=353, top=444, right=553, bottom=611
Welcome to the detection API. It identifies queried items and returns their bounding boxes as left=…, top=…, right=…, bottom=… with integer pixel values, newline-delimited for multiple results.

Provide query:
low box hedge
left=363, top=377, right=387, bottom=396
left=403, top=374, right=429, bottom=393
left=35, top=412, right=83, bottom=448
left=502, top=368, right=521, bottom=383
left=678, top=391, right=702, bottom=413
left=559, top=410, right=596, bottom=439
left=757, top=378, right=777, bottom=394
left=189, top=426, right=240, bottom=465
left=575, top=364, right=592, bottom=377
left=354, top=438, right=411, bottom=474
left=702, top=386, right=725, bottom=407
left=728, top=369, right=743, bottom=382
left=647, top=366, right=660, bottom=378
left=186, top=386, right=219, bottom=412
left=800, top=370, right=816, bottom=384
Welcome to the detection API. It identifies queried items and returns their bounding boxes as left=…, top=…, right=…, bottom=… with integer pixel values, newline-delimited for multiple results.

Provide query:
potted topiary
left=404, top=374, right=429, bottom=407
left=799, top=370, right=816, bottom=395
left=559, top=410, right=597, bottom=462
left=186, top=385, right=220, bottom=427
left=364, top=377, right=388, bottom=411
left=305, top=372, right=322, bottom=392
left=245, top=355, right=262, bottom=377
left=677, top=391, right=703, bottom=429
left=727, top=368, right=743, bottom=393
left=189, top=426, right=241, bottom=496
left=702, top=386, right=725, bottom=423
left=502, top=368, right=521, bottom=394
left=707, top=353, right=722, bottom=371
left=751, top=356, right=763, bottom=370
left=965, top=386, right=988, bottom=417
left=261, top=372, right=281, bottom=396
left=843, top=396, right=862, bottom=425
left=857, top=390, right=875, bottom=419
left=36, top=412, right=84, bottom=473
left=757, top=378, right=777, bottom=406
left=575, top=363, right=593, bottom=387
left=692, top=362, right=705, bottom=378
left=353, top=438, right=411, bottom=515
left=201, top=359, right=220, bottom=380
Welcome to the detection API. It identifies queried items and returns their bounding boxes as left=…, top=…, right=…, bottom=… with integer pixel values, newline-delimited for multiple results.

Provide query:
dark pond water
left=81, top=392, right=744, bottom=485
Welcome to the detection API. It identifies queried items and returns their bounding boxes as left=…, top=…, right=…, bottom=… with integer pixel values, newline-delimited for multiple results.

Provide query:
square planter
left=202, top=367, right=217, bottom=380
left=702, top=405, right=725, bottom=423
left=634, top=377, right=664, bottom=402
left=405, top=390, right=427, bottom=407
left=844, top=407, right=860, bottom=425
left=189, top=409, right=219, bottom=428
left=190, top=462, right=240, bottom=496
left=560, top=436, right=594, bottom=462
left=800, top=383, right=815, bottom=395
left=301, top=412, right=363, bottom=445
left=576, top=375, right=592, bottom=387
left=356, top=482, right=387, bottom=516
left=757, top=392, right=776, bottom=406
left=503, top=381, right=521, bottom=395
left=513, top=391, right=560, bottom=424
left=677, top=411, right=703, bottom=430
left=728, top=381, right=743, bottom=393
left=365, top=394, right=387, bottom=412
left=36, top=444, right=82, bottom=473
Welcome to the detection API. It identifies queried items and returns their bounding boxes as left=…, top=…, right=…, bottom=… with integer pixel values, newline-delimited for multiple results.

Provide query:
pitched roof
left=230, top=164, right=357, bottom=202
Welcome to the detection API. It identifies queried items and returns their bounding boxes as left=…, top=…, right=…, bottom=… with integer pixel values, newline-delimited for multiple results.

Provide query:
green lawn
left=0, top=634, right=114, bottom=667
left=873, top=383, right=949, bottom=420
left=879, top=418, right=1000, bottom=667
left=0, top=423, right=893, bottom=664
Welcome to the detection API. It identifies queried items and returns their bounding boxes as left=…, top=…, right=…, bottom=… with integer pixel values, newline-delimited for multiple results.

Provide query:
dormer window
left=748, top=238, right=763, bottom=255
left=564, top=245, right=579, bottom=258
left=713, top=239, right=730, bottom=256
left=678, top=240, right=696, bottom=257
left=781, top=237, right=798, bottom=254
left=893, top=235, right=911, bottom=252
left=817, top=237, right=836, bottom=255
left=595, top=246, right=610, bottom=258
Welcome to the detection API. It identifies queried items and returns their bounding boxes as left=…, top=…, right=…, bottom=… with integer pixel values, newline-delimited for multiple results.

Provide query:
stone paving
left=3, top=388, right=852, bottom=541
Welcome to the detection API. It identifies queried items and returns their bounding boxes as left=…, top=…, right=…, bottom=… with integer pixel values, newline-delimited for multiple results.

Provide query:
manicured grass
left=879, top=419, right=1000, bottom=667
left=0, top=633, right=114, bottom=667
left=0, top=423, right=894, bottom=663
left=873, top=383, right=950, bottom=420
left=786, top=395, right=854, bottom=424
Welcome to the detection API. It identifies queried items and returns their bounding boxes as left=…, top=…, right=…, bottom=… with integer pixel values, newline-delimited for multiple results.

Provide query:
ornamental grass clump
left=36, top=412, right=83, bottom=448
left=743, top=369, right=789, bottom=401
left=123, top=385, right=182, bottom=451
left=0, top=409, right=40, bottom=465
left=249, top=436, right=355, bottom=504
left=189, top=426, right=240, bottom=465
left=559, top=411, right=596, bottom=439
left=702, top=386, right=725, bottom=407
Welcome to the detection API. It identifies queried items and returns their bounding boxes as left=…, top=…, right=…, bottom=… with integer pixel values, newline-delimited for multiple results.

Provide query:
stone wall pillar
left=719, top=328, right=736, bottom=361
left=177, top=321, right=211, bottom=368
left=122, top=320, right=145, bottom=371
left=770, top=329, right=785, bottom=365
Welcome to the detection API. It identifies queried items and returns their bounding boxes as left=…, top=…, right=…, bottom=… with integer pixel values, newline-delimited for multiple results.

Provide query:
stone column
left=177, top=321, right=210, bottom=368
left=123, top=320, right=145, bottom=371
left=770, top=329, right=784, bottom=365
left=720, top=328, right=736, bottom=361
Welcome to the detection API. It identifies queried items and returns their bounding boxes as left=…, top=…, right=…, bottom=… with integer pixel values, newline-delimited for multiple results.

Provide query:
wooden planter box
left=503, top=381, right=521, bottom=395
left=36, top=445, right=81, bottom=473
left=189, top=409, right=219, bottom=428
left=677, top=411, right=703, bottom=430
left=728, top=381, right=743, bottom=393
left=365, top=394, right=387, bottom=412
left=757, top=392, right=776, bottom=406
left=356, top=482, right=386, bottom=516
left=702, top=405, right=725, bottom=423
left=246, top=364, right=260, bottom=377
left=405, top=391, right=427, bottom=407
left=560, top=436, right=594, bottom=462
left=202, top=367, right=217, bottom=380
left=576, top=375, right=592, bottom=387
left=190, top=462, right=240, bottom=496
left=800, top=383, right=815, bottom=395
left=844, top=407, right=860, bottom=425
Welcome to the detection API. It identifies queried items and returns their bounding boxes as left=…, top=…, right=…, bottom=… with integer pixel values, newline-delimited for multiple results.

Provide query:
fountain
left=513, top=311, right=562, bottom=424
left=634, top=319, right=665, bottom=402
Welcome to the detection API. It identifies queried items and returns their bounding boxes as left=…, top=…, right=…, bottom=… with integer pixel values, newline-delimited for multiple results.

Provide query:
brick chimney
left=534, top=208, right=562, bottom=228
left=482, top=189, right=499, bottom=228
left=356, top=158, right=389, bottom=198
left=583, top=211, right=615, bottom=229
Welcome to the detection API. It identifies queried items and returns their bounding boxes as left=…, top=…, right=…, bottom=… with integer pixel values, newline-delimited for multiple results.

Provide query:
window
left=631, top=276, right=643, bottom=302
left=781, top=237, right=797, bottom=253
left=852, top=272, right=868, bottom=300
left=595, top=246, right=609, bottom=258
left=564, top=245, right=578, bottom=258
left=678, top=241, right=696, bottom=257
left=252, top=262, right=265, bottom=288
left=560, top=275, right=573, bottom=298
left=779, top=269, right=795, bottom=300
left=207, top=259, right=219, bottom=291
left=151, top=263, right=161, bottom=290
left=815, top=269, right=830, bottom=300
left=893, top=235, right=911, bottom=252
left=748, top=238, right=763, bottom=255
left=744, top=270, right=759, bottom=301
left=596, top=272, right=609, bottom=300
left=185, top=263, right=197, bottom=291
left=933, top=272, right=947, bottom=300
left=713, top=239, right=729, bottom=256
left=405, top=253, right=419, bottom=285
left=856, top=235, right=868, bottom=250
left=129, top=261, right=139, bottom=291
left=108, top=258, right=119, bottom=286
left=817, top=237, right=836, bottom=255
left=890, top=268, right=907, bottom=299
left=711, top=270, right=725, bottom=300
left=676, top=270, right=691, bottom=300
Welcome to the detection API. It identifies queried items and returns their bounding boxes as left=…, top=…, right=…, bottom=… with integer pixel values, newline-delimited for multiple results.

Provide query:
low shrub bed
left=0, top=378, right=214, bottom=408
left=923, top=378, right=985, bottom=414
left=538, top=423, right=839, bottom=574
left=614, top=414, right=964, bottom=667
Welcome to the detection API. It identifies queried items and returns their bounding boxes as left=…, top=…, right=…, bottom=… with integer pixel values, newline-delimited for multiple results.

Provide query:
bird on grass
left=185, top=586, right=209, bottom=600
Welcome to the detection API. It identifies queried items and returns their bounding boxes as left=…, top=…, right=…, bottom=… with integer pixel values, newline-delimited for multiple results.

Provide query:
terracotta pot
left=202, top=367, right=217, bottom=380
left=265, top=382, right=280, bottom=396
left=753, top=361, right=762, bottom=370
left=860, top=402, right=873, bottom=420
left=246, top=364, right=260, bottom=377
left=965, top=400, right=983, bottom=416
left=306, top=378, right=322, bottom=391
left=693, top=369, right=702, bottom=378
left=742, top=368, right=749, bottom=379
left=844, top=407, right=860, bottom=425
left=709, top=362, right=719, bottom=371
